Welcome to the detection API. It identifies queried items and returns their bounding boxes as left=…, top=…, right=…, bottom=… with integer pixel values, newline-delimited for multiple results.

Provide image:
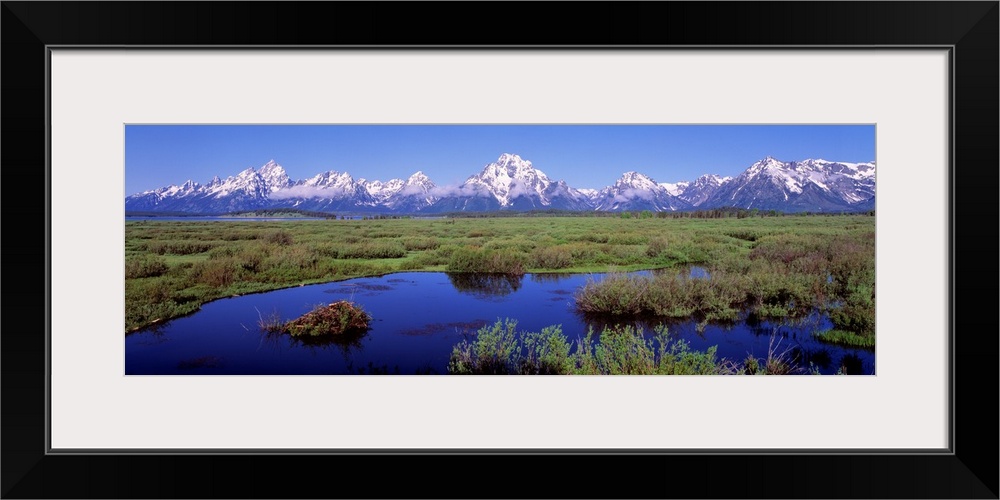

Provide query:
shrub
left=576, top=271, right=748, bottom=321
left=125, top=255, right=169, bottom=279
left=219, top=230, right=260, bottom=241
left=520, top=325, right=574, bottom=374
left=646, top=236, right=669, bottom=257
left=145, top=240, right=215, bottom=255
left=742, top=336, right=805, bottom=374
left=192, top=259, right=237, bottom=287
left=573, top=325, right=658, bottom=374
left=531, top=246, right=573, bottom=269
left=484, top=237, right=537, bottom=253
left=403, top=237, right=440, bottom=251
left=338, top=241, right=407, bottom=259
left=579, top=233, right=610, bottom=243
left=828, top=274, right=875, bottom=336
left=234, top=245, right=270, bottom=273
left=607, top=234, right=645, bottom=245
left=448, top=319, right=521, bottom=374
left=447, top=247, right=525, bottom=274
left=208, top=246, right=238, bottom=259
left=265, top=230, right=294, bottom=245
left=725, top=230, right=759, bottom=242
left=309, top=243, right=341, bottom=258
left=828, top=302, right=875, bottom=336
left=812, top=329, right=875, bottom=349
left=575, top=274, right=648, bottom=315
left=653, top=335, right=728, bottom=375
left=448, top=320, right=733, bottom=375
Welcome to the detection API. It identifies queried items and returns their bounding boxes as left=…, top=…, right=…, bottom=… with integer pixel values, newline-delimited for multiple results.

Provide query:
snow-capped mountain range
left=125, top=153, right=875, bottom=214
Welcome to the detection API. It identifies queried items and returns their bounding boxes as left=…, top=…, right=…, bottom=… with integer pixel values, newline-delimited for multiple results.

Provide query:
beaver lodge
left=266, top=300, right=372, bottom=337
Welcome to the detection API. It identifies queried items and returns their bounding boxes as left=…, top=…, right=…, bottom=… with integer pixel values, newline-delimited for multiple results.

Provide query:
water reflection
left=177, top=355, right=224, bottom=370
left=575, top=311, right=676, bottom=339
left=801, top=347, right=833, bottom=371
left=323, top=282, right=395, bottom=297
left=530, top=273, right=575, bottom=284
left=744, top=311, right=825, bottom=336
left=650, top=265, right=711, bottom=280
left=446, top=273, right=523, bottom=299
left=344, top=361, right=402, bottom=375
left=285, top=328, right=369, bottom=351
left=838, top=353, right=869, bottom=375
left=128, top=323, right=170, bottom=345
left=126, top=271, right=875, bottom=375
left=398, top=320, right=489, bottom=337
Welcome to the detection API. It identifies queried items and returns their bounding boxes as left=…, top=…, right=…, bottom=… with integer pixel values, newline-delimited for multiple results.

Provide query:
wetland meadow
left=125, top=213, right=876, bottom=375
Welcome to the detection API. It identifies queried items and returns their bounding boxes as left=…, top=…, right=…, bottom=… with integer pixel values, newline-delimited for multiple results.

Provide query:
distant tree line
left=358, top=214, right=411, bottom=220
left=433, top=207, right=873, bottom=219
left=224, top=209, right=338, bottom=219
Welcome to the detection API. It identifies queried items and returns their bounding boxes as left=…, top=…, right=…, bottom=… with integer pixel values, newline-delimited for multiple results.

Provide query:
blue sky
left=125, top=125, right=875, bottom=194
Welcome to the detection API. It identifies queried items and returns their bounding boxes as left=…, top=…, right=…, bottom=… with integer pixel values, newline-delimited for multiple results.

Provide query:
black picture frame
left=3, top=2, right=997, bottom=498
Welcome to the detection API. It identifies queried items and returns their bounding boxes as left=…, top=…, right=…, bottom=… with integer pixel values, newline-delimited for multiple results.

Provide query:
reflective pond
left=125, top=270, right=875, bottom=375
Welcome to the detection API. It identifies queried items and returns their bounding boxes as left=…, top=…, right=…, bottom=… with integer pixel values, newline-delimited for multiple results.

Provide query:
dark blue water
left=125, top=271, right=875, bottom=375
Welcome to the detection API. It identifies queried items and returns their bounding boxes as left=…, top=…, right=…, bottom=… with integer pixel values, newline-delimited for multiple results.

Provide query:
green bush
left=403, top=237, right=440, bottom=251
left=575, top=273, right=648, bottom=315
left=447, top=247, right=526, bottom=274
left=145, top=240, right=215, bottom=255
left=813, top=329, right=875, bottom=349
left=125, top=255, right=169, bottom=279
left=531, top=246, right=573, bottom=269
left=448, top=319, right=521, bottom=374
left=265, top=230, right=294, bottom=245
left=338, top=241, right=407, bottom=259
left=448, top=320, right=733, bottom=375
left=192, top=259, right=237, bottom=287
left=742, top=336, right=805, bottom=374
left=646, top=236, right=669, bottom=257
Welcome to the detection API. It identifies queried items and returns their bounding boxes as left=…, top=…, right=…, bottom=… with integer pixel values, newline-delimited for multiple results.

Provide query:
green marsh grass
left=812, top=329, right=875, bottom=349
left=125, top=215, right=875, bottom=337
left=448, top=319, right=736, bottom=375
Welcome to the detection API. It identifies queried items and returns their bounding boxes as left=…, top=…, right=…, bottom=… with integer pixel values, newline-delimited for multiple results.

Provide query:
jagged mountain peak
left=476, top=153, right=548, bottom=181
left=615, top=171, right=659, bottom=189
left=700, top=173, right=730, bottom=183
left=594, top=170, right=689, bottom=212
left=125, top=154, right=874, bottom=214
left=459, top=153, right=558, bottom=207
left=407, top=171, right=433, bottom=184
left=710, top=156, right=875, bottom=211
left=306, top=170, right=354, bottom=185
left=259, top=160, right=285, bottom=174
left=749, top=156, right=785, bottom=171
left=361, top=177, right=404, bottom=202
left=495, top=152, right=528, bottom=166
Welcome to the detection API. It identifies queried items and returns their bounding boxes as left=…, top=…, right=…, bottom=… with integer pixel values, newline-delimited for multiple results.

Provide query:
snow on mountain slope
left=125, top=155, right=874, bottom=214
left=703, top=156, right=875, bottom=211
left=592, top=171, right=692, bottom=211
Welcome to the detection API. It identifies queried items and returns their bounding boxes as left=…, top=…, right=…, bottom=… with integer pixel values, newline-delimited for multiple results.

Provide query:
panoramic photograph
left=125, top=125, right=876, bottom=375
